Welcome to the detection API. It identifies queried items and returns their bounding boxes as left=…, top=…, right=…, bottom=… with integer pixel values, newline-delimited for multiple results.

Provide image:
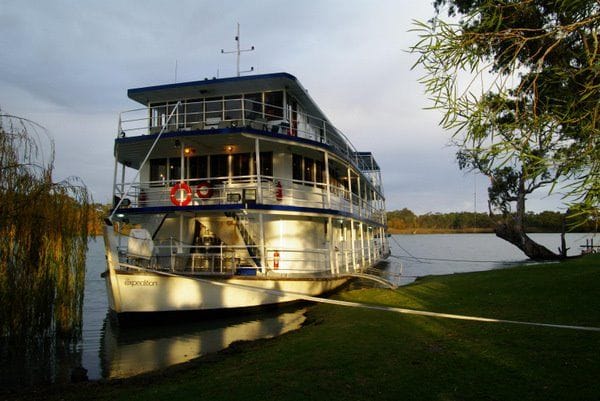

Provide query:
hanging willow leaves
left=0, top=112, right=91, bottom=340
left=411, top=0, right=599, bottom=258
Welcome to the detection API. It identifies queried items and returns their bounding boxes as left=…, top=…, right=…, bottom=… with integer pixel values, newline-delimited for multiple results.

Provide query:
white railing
left=117, top=242, right=332, bottom=275
left=117, top=98, right=380, bottom=183
left=113, top=174, right=385, bottom=224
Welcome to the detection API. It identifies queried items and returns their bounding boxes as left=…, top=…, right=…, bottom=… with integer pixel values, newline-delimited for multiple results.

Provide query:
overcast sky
left=0, top=0, right=565, bottom=213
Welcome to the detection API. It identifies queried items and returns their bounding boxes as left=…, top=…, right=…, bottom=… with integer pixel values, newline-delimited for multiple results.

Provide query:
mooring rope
left=389, top=235, right=427, bottom=263
left=389, top=254, right=524, bottom=264
left=123, top=265, right=600, bottom=333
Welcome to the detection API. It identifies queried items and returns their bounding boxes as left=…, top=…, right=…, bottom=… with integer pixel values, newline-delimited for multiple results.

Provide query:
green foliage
left=0, top=113, right=91, bottom=340
left=411, top=0, right=600, bottom=225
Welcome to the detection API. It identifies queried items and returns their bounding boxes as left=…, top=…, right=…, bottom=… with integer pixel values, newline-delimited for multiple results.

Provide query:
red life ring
left=170, top=182, right=192, bottom=206
left=196, top=181, right=213, bottom=199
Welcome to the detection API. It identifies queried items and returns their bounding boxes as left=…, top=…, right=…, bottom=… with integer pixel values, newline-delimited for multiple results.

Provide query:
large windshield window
left=224, top=96, right=242, bottom=120
left=205, top=97, right=223, bottom=122
left=244, top=93, right=262, bottom=121
left=264, top=91, right=283, bottom=121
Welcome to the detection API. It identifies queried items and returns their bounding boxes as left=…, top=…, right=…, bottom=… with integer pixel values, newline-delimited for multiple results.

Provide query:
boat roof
left=127, top=72, right=330, bottom=123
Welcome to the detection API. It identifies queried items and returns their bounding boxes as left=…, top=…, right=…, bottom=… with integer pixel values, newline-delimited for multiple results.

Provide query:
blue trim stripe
left=127, top=72, right=298, bottom=99
left=116, top=203, right=386, bottom=228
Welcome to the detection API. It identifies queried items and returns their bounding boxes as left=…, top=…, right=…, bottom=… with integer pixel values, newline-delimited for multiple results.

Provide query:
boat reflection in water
left=100, top=306, right=306, bottom=379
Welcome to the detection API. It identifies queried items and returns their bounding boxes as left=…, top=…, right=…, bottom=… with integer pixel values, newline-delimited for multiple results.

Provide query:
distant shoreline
left=388, top=228, right=495, bottom=234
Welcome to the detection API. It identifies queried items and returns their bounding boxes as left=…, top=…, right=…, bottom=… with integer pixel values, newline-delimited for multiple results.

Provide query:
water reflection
left=0, top=336, right=84, bottom=389
left=100, top=306, right=306, bottom=379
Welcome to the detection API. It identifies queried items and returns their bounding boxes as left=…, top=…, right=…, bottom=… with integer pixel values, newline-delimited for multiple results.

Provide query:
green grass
left=14, top=254, right=600, bottom=401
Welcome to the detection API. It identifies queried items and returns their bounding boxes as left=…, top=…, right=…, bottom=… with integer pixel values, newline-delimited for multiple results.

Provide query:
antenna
left=221, top=22, right=255, bottom=77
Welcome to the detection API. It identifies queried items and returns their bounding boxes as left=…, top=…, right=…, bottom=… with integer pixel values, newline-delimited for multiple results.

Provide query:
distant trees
left=387, top=209, right=595, bottom=233
left=411, top=0, right=599, bottom=259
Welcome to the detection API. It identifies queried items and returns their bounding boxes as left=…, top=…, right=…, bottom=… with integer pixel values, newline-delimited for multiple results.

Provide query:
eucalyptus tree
left=411, top=0, right=599, bottom=259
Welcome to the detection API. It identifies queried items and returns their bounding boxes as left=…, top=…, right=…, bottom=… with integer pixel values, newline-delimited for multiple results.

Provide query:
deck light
left=184, top=147, right=195, bottom=156
left=226, top=145, right=234, bottom=153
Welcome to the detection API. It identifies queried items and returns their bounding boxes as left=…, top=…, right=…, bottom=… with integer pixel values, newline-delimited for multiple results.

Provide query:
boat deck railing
left=118, top=98, right=382, bottom=186
left=116, top=240, right=386, bottom=277
left=114, top=174, right=385, bottom=223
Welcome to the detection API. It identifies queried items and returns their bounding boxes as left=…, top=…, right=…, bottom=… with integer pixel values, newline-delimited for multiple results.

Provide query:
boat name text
left=124, top=279, right=158, bottom=287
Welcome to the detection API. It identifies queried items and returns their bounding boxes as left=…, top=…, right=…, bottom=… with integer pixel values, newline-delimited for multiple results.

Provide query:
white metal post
left=324, top=151, right=331, bottom=209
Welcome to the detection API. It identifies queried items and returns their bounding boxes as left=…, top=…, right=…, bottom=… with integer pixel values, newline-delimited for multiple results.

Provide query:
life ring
left=170, top=182, right=192, bottom=206
left=196, top=181, right=213, bottom=199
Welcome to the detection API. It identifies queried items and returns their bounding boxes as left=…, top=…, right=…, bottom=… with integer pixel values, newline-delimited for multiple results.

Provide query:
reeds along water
left=0, top=113, right=91, bottom=349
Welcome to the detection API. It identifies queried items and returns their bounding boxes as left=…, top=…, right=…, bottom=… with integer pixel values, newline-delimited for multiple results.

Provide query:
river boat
left=103, top=72, right=390, bottom=317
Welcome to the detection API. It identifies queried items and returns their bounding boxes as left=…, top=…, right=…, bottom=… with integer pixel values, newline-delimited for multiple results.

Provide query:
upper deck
left=117, top=73, right=382, bottom=191
left=112, top=73, right=387, bottom=227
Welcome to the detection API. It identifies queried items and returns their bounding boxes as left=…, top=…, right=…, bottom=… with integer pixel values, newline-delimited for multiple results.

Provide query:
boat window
left=244, top=93, right=262, bottom=120
left=151, top=103, right=166, bottom=128
left=186, top=99, right=203, bottom=125
left=210, top=154, right=228, bottom=179
left=150, top=158, right=167, bottom=186
left=169, top=160, right=181, bottom=184
left=292, top=154, right=303, bottom=181
left=232, top=153, right=251, bottom=177
left=264, top=91, right=283, bottom=121
left=205, top=97, right=223, bottom=121
left=188, top=155, right=208, bottom=179
left=224, top=96, right=242, bottom=120
left=260, top=152, right=272, bottom=177
left=166, top=103, right=179, bottom=130
left=329, top=163, right=342, bottom=191
left=315, top=159, right=323, bottom=183
left=304, top=158, right=314, bottom=183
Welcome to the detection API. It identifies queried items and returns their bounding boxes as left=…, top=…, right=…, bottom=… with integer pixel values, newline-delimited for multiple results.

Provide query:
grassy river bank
left=9, top=254, right=600, bottom=401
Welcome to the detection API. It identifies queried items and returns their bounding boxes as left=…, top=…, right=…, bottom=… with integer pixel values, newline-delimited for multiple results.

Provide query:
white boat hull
left=103, top=225, right=349, bottom=314
left=107, top=270, right=348, bottom=314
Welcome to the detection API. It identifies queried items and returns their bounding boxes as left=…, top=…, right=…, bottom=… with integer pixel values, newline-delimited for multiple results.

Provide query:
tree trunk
left=495, top=222, right=561, bottom=260
left=494, top=180, right=561, bottom=260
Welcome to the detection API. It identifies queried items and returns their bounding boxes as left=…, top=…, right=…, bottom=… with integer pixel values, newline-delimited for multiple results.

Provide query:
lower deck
left=116, top=208, right=389, bottom=278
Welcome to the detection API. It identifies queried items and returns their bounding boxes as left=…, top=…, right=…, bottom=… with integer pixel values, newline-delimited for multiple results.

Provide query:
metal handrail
left=117, top=241, right=332, bottom=274
left=118, top=97, right=379, bottom=178
left=114, top=174, right=384, bottom=223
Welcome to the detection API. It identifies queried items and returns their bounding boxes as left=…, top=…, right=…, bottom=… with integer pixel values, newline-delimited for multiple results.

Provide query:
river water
left=1, top=233, right=595, bottom=387
left=385, top=232, right=595, bottom=286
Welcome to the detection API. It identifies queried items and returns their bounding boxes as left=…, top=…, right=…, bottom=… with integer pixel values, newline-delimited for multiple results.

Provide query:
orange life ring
left=196, top=181, right=213, bottom=199
left=170, top=182, right=192, bottom=206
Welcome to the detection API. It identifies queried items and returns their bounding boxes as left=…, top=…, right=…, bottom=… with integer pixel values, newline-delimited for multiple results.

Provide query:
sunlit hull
left=108, top=270, right=348, bottom=314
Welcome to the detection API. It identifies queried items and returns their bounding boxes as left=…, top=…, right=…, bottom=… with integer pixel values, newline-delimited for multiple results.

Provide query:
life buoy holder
left=170, top=182, right=192, bottom=206
left=273, top=250, right=280, bottom=269
left=196, top=181, right=213, bottom=199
